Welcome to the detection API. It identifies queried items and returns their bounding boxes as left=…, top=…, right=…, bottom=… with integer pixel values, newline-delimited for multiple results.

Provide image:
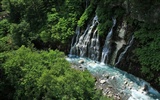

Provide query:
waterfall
left=89, top=28, right=100, bottom=61
left=69, top=15, right=100, bottom=60
left=115, top=35, right=134, bottom=66
left=69, top=26, right=81, bottom=57
left=111, top=21, right=127, bottom=65
left=67, top=14, right=160, bottom=100
left=101, top=18, right=116, bottom=64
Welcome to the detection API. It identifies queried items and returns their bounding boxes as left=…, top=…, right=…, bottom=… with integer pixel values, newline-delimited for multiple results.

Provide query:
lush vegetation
left=0, top=0, right=86, bottom=51
left=0, top=0, right=160, bottom=99
left=0, top=0, right=113, bottom=99
left=128, top=0, right=160, bottom=90
left=91, top=0, right=160, bottom=91
left=0, top=46, right=111, bottom=100
left=134, top=23, right=160, bottom=89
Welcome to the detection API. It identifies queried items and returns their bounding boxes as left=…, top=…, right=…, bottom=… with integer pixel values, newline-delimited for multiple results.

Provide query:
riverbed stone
left=68, top=57, right=160, bottom=100
left=111, top=76, right=115, bottom=80
left=100, top=80, right=106, bottom=84
left=142, top=84, right=148, bottom=91
left=79, top=66, right=82, bottom=68
left=78, top=60, right=84, bottom=64
left=103, top=74, right=110, bottom=79
left=124, top=81, right=128, bottom=85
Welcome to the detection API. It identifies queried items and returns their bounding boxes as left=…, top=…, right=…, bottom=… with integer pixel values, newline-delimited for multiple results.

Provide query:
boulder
left=79, top=66, right=82, bottom=68
left=78, top=60, right=84, bottom=64
left=142, top=84, right=148, bottom=91
left=103, top=74, right=110, bottom=79
left=100, top=80, right=106, bottom=84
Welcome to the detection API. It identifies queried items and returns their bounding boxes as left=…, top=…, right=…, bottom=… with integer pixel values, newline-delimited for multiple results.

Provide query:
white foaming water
left=69, top=15, right=100, bottom=60
left=101, top=18, right=116, bottom=63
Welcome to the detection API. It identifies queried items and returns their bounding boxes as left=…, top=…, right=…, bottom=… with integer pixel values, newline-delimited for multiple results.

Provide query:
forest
left=0, top=0, right=160, bottom=100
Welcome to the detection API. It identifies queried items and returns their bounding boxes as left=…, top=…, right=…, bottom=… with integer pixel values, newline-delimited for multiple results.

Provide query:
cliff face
left=70, top=0, right=160, bottom=91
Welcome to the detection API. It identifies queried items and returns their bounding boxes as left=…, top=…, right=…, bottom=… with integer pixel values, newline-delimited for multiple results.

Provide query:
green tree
left=0, top=19, right=16, bottom=52
left=1, top=46, right=109, bottom=100
left=10, top=20, right=31, bottom=46
left=1, top=0, right=86, bottom=50
left=0, top=19, right=9, bottom=38
left=134, top=25, right=160, bottom=89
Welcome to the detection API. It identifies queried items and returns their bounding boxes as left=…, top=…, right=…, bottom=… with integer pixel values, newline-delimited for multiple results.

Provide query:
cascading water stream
left=101, top=18, right=116, bottom=64
left=111, top=21, right=127, bottom=65
left=89, top=28, right=100, bottom=60
left=69, top=26, right=80, bottom=57
left=115, top=35, right=134, bottom=66
left=69, top=15, right=100, bottom=60
left=68, top=15, right=160, bottom=100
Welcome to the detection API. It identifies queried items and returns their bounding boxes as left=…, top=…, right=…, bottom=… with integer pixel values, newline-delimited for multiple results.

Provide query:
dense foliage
left=128, top=0, right=160, bottom=90
left=0, top=0, right=160, bottom=97
left=134, top=23, right=160, bottom=89
left=0, top=46, right=110, bottom=100
left=1, top=0, right=86, bottom=51
left=0, top=0, right=113, bottom=99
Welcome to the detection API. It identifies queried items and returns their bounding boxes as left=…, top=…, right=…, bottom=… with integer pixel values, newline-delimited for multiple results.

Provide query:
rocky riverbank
left=66, top=57, right=160, bottom=100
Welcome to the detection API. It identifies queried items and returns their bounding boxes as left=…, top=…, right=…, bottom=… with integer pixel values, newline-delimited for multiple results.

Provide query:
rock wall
left=69, top=0, right=160, bottom=91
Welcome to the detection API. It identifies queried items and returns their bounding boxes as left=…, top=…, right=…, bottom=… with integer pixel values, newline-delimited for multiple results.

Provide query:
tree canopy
left=0, top=46, right=110, bottom=100
left=0, top=0, right=160, bottom=97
